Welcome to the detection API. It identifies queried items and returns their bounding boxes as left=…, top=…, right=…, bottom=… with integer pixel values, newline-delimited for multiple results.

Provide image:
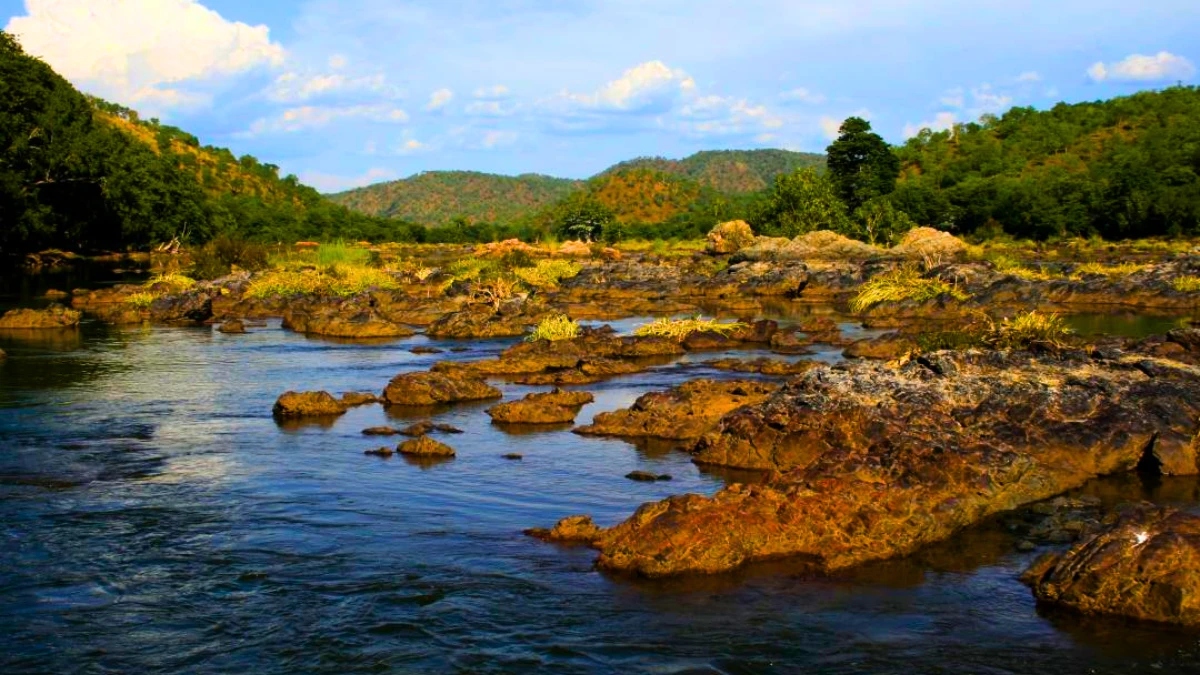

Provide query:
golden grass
left=245, top=265, right=401, bottom=298
left=526, top=314, right=581, bottom=342
left=146, top=272, right=197, bottom=292
left=1173, top=276, right=1200, bottom=292
left=849, top=267, right=971, bottom=313
left=982, top=311, right=1073, bottom=350
left=124, top=291, right=157, bottom=309
left=634, top=315, right=747, bottom=340
left=513, top=260, right=582, bottom=289
left=1071, top=262, right=1149, bottom=278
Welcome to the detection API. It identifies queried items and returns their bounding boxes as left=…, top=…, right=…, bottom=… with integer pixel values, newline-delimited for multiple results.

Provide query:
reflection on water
left=1, top=310, right=1199, bottom=674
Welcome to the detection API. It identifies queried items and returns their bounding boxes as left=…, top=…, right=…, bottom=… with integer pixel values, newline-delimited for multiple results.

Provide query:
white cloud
left=472, top=84, right=511, bottom=99
left=546, top=60, right=695, bottom=112
left=425, top=88, right=454, bottom=111
left=939, top=87, right=965, bottom=108
left=1016, top=71, right=1041, bottom=82
left=903, top=112, right=957, bottom=139
left=779, top=87, right=827, bottom=104
left=267, top=71, right=394, bottom=103
left=5, top=0, right=284, bottom=112
left=242, top=104, right=409, bottom=135
left=399, top=139, right=426, bottom=154
left=464, top=100, right=514, bottom=117
left=481, top=130, right=518, bottom=149
left=970, top=84, right=1012, bottom=114
left=301, top=167, right=397, bottom=193
left=1088, top=51, right=1195, bottom=82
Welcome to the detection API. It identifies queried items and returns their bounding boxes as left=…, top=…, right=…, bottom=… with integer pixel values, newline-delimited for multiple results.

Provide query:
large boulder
left=1022, top=504, right=1200, bottom=626
left=575, top=379, right=778, bottom=440
left=272, top=391, right=349, bottom=418
left=0, top=304, right=81, bottom=329
left=397, top=436, right=456, bottom=457
left=487, top=389, right=595, bottom=424
left=149, top=291, right=213, bottom=324
left=383, top=371, right=502, bottom=406
left=545, top=349, right=1200, bottom=577
left=706, top=220, right=756, bottom=255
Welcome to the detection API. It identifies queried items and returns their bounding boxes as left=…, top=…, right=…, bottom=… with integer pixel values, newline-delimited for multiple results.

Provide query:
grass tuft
left=245, top=265, right=400, bottom=298
left=634, top=315, right=747, bottom=340
left=1173, top=276, right=1200, bottom=293
left=849, top=267, right=970, bottom=313
left=526, top=314, right=581, bottom=342
left=1071, top=262, right=1148, bottom=278
left=982, top=311, right=1073, bottom=350
left=513, top=260, right=582, bottom=289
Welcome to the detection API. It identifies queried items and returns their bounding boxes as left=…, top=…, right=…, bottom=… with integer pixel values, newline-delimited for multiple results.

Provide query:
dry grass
left=245, top=265, right=401, bottom=298
left=1071, top=262, right=1149, bottom=278
left=982, top=311, right=1073, bottom=350
left=1173, top=276, right=1200, bottom=292
left=849, top=267, right=971, bottom=313
left=890, top=227, right=967, bottom=269
left=634, top=315, right=747, bottom=340
left=526, top=314, right=581, bottom=342
left=513, top=260, right=582, bottom=289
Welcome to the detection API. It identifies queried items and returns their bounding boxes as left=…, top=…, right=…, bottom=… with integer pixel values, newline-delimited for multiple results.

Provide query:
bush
left=849, top=267, right=970, bottom=313
left=526, top=314, right=581, bottom=342
left=191, top=236, right=270, bottom=280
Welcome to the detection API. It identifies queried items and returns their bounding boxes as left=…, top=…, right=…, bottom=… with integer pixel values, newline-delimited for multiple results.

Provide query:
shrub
left=191, top=236, right=271, bottom=280
left=634, top=315, right=747, bottom=340
left=526, top=314, right=581, bottom=342
left=513, top=260, right=582, bottom=289
left=849, top=267, right=970, bottom=313
left=982, top=311, right=1073, bottom=350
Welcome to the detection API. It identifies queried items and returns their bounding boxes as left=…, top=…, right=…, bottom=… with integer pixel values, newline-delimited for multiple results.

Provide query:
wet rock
left=218, top=318, right=247, bottom=334
left=272, top=391, right=349, bottom=418
left=410, top=346, right=445, bottom=354
left=149, top=291, right=213, bottom=324
left=425, top=306, right=534, bottom=339
left=397, top=436, right=456, bottom=458
left=340, top=392, right=380, bottom=407
left=1022, top=504, right=1200, bottom=626
left=584, top=350, right=1200, bottom=577
left=513, top=358, right=654, bottom=386
left=487, top=389, right=595, bottom=424
left=682, top=331, right=734, bottom=351
left=362, top=426, right=399, bottom=436
left=398, top=421, right=465, bottom=437
left=576, top=379, right=778, bottom=440
left=364, top=446, right=395, bottom=457
left=842, top=332, right=917, bottom=360
left=0, top=304, right=81, bottom=329
left=87, top=304, right=147, bottom=325
left=730, top=319, right=779, bottom=344
left=524, top=515, right=604, bottom=544
left=284, top=305, right=413, bottom=339
left=705, top=357, right=817, bottom=377
left=626, top=471, right=672, bottom=482
left=383, top=371, right=502, bottom=406
left=503, top=453, right=524, bottom=460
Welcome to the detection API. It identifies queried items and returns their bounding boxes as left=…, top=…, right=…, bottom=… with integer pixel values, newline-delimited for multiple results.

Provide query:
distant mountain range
left=327, top=149, right=825, bottom=226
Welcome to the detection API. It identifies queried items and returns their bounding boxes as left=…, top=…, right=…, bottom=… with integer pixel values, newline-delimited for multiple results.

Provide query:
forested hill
left=0, top=31, right=409, bottom=254
left=600, top=149, right=825, bottom=193
left=328, top=171, right=581, bottom=226
left=327, top=149, right=824, bottom=226
left=893, top=86, right=1200, bottom=239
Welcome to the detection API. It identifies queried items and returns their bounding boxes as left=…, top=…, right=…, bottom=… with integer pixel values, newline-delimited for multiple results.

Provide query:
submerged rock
left=272, top=391, right=348, bottom=418
left=1022, top=504, right=1200, bottom=626
left=503, top=453, right=524, bottom=460
left=398, top=421, right=465, bottom=436
left=575, top=379, right=778, bottom=440
left=551, top=349, right=1200, bottom=577
left=626, top=471, right=672, bottom=482
left=362, top=426, right=399, bottom=436
left=364, top=446, right=395, bottom=457
left=0, top=304, right=81, bottom=329
left=524, top=515, right=604, bottom=544
left=340, top=391, right=380, bottom=407
left=383, top=371, right=502, bottom=406
left=842, top=332, right=917, bottom=360
left=218, top=318, right=247, bottom=334
left=397, top=436, right=456, bottom=458
left=487, top=389, right=595, bottom=424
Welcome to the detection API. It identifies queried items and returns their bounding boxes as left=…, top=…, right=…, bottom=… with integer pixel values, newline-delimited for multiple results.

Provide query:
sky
left=2, top=0, right=1198, bottom=192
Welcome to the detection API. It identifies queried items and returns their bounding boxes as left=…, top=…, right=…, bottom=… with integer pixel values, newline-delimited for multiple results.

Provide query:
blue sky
left=3, top=0, right=1198, bottom=191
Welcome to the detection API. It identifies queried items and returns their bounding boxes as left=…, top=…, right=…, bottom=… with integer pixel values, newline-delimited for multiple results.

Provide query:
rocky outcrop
left=283, top=303, right=413, bottom=339
left=1022, top=504, right=1200, bottom=626
left=397, top=436, right=456, bottom=457
left=487, top=389, right=595, bottom=424
left=544, top=349, right=1200, bottom=577
left=383, top=371, right=502, bottom=406
left=575, top=379, right=778, bottom=440
left=272, top=391, right=348, bottom=418
left=704, top=357, right=817, bottom=377
left=0, top=304, right=81, bottom=329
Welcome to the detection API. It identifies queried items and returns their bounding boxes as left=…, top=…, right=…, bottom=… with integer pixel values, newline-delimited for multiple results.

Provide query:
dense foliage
left=600, top=149, right=825, bottom=193
left=0, top=31, right=417, bottom=253
left=826, top=117, right=900, bottom=212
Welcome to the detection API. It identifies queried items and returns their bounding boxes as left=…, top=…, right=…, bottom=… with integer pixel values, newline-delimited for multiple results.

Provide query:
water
left=2, top=318, right=1200, bottom=673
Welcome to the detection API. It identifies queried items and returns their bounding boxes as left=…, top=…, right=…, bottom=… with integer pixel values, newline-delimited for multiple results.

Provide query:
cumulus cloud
left=425, top=88, right=454, bottom=111
left=267, top=71, right=394, bottom=103
left=5, top=0, right=284, bottom=112
left=473, top=85, right=511, bottom=99
left=779, top=87, right=827, bottom=104
left=546, top=60, right=696, bottom=113
left=300, top=167, right=397, bottom=193
left=903, top=112, right=957, bottom=139
left=1088, top=52, right=1195, bottom=82
left=242, top=104, right=409, bottom=135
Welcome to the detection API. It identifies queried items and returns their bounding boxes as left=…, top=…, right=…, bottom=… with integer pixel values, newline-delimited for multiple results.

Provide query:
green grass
left=526, top=314, right=581, bottom=342
left=513, top=260, right=582, bottom=288
left=849, top=267, right=970, bottom=313
left=634, top=315, right=747, bottom=340
left=245, top=265, right=401, bottom=298
left=1173, top=276, right=1200, bottom=292
left=1071, top=262, right=1148, bottom=278
left=983, top=311, right=1073, bottom=350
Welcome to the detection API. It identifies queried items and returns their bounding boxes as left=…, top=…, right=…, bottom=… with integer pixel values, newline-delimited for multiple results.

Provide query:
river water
left=2, top=303, right=1200, bottom=672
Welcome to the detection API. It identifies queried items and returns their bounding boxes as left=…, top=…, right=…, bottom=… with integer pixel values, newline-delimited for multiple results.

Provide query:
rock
left=730, top=319, right=779, bottom=344
left=340, top=391, right=380, bottom=407
left=580, top=350, right=1200, bottom=577
left=0, top=304, right=81, bottom=329
left=398, top=421, right=465, bottom=437
left=218, top=318, right=247, bottom=333
left=575, top=379, right=778, bottom=440
left=706, top=220, right=756, bottom=255
left=410, top=346, right=445, bottom=354
left=524, top=515, right=603, bottom=544
left=425, top=306, right=533, bottom=339
left=397, top=436, right=456, bottom=458
left=503, top=453, right=524, bottom=460
left=383, top=371, right=502, bottom=406
left=487, top=388, right=595, bottom=424
left=842, top=332, right=917, bottom=360
left=362, top=426, right=399, bottom=436
left=0, top=348, right=6, bottom=360
left=1021, top=505, right=1200, bottom=626
left=284, top=306, right=413, bottom=339
left=272, top=391, right=349, bottom=418
left=149, top=291, right=213, bottom=324
left=626, top=471, right=672, bottom=482
left=42, top=289, right=69, bottom=300
left=682, top=331, right=734, bottom=351
left=513, top=358, right=653, bottom=386
left=705, top=357, right=817, bottom=377
left=364, top=446, right=394, bottom=457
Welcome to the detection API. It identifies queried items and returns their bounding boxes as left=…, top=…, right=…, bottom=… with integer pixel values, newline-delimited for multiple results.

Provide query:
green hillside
left=601, top=149, right=826, bottom=193
left=328, top=171, right=581, bottom=226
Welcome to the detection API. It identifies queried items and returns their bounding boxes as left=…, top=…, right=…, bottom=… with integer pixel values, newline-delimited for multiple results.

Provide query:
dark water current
left=2, top=293, right=1200, bottom=672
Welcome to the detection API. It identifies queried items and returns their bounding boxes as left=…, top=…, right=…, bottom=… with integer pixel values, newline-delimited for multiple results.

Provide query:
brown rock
left=272, top=391, right=349, bottom=418
left=575, top=379, right=778, bottom=440
left=340, top=391, right=380, bottom=407
left=0, top=304, right=81, bottom=329
left=626, top=471, right=672, bottom=482
left=487, top=388, right=595, bottom=424
left=1022, top=504, right=1200, bottom=626
left=705, top=357, right=817, bottom=377
left=383, top=371, right=502, bottom=406
left=218, top=318, right=247, bottom=333
left=364, top=446, right=395, bottom=457
left=410, top=346, right=445, bottom=354
left=398, top=421, right=465, bottom=436
left=362, top=426, right=399, bottom=436
left=524, top=515, right=603, bottom=544
left=397, top=436, right=456, bottom=457
left=842, top=332, right=917, bottom=360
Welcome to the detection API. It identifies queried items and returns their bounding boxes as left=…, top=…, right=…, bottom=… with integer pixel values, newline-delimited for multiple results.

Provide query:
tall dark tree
left=825, top=117, right=901, bottom=213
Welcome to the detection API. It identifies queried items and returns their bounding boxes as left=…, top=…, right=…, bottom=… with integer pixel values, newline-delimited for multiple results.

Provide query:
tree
left=850, top=197, right=915, bottom=245
left=551, top=193, right=616, bottom=241
left=752, top=168, right=851, bottom=237
left=826, top=117, right=901, bottom=212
